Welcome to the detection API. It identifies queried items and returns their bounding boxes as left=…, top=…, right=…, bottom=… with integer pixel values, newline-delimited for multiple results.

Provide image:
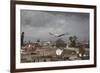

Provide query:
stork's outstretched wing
left=57, top=32, right=69, bottom=37
left=57, top=34, right=65, bottom=37
left=49, top=32, right=54, bottom=35
left=49, top=32, right=58, bottom=37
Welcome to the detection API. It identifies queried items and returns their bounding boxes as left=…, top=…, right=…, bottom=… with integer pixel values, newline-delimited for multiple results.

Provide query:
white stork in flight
left=49, top=32, right=69, bottom=37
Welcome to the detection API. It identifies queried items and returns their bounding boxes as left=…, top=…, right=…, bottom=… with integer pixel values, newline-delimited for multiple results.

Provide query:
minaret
left=21, top=32, right=24, bottom=46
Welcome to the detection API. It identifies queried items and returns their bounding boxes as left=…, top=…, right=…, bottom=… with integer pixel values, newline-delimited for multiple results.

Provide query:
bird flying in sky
left=49, top=32, right=69, bottom=37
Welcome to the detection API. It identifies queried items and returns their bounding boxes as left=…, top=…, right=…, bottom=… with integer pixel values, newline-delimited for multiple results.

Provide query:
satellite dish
left=56, top=49, right=63, bottom=56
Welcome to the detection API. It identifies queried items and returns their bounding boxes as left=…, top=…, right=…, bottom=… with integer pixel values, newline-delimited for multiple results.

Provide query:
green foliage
left=55, top=38, right=66, bottom=48
left=69, top=36, right=77, bottom=47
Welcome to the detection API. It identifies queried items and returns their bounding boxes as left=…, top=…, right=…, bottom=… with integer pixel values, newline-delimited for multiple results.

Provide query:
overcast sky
left=21, top=10, right=89, bottom=42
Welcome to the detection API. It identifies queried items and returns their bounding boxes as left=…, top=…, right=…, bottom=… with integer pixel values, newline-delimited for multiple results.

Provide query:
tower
left=21, top=32, right=24, bottom=46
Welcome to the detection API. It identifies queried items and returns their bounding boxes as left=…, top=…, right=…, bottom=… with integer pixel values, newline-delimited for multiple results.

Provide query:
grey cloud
left=21, top=10, right=89, bottom=42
